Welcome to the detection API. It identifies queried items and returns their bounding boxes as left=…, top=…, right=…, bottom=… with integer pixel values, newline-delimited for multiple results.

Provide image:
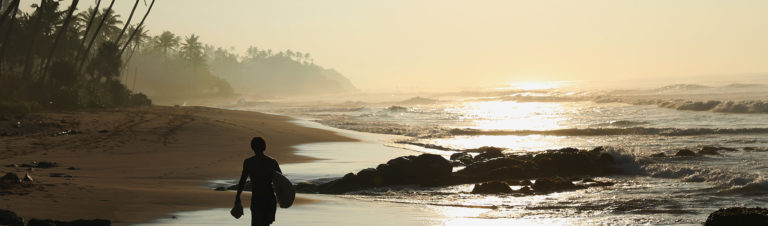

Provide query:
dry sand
left=0, top=106, right=355, bottom=225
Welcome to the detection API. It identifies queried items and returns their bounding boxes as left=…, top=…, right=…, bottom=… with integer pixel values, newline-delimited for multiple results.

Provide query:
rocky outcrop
left=531, top=177, right=576, bottom=192
left=675, top=149, right=696, bottom=157
left=471, top=182, right=512, bottom=194
left=295, top=154, right=453, bottom=194
left=0, top=209, right=24, bottom=226
left=704, top=207, right=768, bottom=226
left=297, top=147, right=620, bottom=194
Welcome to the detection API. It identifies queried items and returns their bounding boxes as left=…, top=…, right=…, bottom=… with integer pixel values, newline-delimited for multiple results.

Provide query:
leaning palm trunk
left=21, top=0, right=46, bottom=78
left=120, top=0, right=155, bottom=57
left=39, top=0, right=79, bottom=84
left=0, top=0, right=19, bottom=27
left=115, top=0, right=139, bottom=43
left=0, top=0, right=19, bottom=74
left=75, top=0, right=101, bottom=62
left=78, top=0, right=115, bottom=73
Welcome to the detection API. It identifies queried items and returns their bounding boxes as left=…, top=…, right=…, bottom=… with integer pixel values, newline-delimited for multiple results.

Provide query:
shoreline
left=1, top=106, right=356, bottom=225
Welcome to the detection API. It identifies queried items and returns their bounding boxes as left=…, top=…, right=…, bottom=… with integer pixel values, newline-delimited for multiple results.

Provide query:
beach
left=1, top=106, right=354, bottom=225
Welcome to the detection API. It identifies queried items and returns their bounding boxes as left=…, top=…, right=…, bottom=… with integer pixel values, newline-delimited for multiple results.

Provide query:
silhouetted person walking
left=233, top=137, right=282, bottom=226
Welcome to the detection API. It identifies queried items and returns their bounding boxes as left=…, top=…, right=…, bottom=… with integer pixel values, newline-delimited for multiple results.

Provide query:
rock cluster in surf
left=293, top=147, right=619, bottom=194
left=704, top=207, right=768, bottom=226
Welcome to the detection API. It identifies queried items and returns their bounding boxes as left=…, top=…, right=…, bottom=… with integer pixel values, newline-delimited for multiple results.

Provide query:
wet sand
left=0, top=106, right=355, bottom=225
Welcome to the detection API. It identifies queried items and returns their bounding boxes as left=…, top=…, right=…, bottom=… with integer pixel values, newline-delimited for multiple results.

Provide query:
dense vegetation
left=0, top=0, right=154, bottom=114
left=0, top=0, right=356, bottom=115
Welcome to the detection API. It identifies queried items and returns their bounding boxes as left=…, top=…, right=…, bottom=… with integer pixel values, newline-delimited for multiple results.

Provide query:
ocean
left=152, top=83, right=768, bottom=225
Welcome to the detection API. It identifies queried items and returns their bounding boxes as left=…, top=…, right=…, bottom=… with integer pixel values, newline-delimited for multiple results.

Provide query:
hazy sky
left=23, top=0, right=768, bottom=91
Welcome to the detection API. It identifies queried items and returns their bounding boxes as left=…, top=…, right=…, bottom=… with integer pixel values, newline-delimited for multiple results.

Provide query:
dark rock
left=532, top=177, right=577, bottom=192
left=0, top=209, right=24, bottom=226
left=450, top=152, right=470, bottom=161
left=36, top=161, right=58, bottom=168
left=0, top=173, right=20, bottom=185
left=98, top=130, right=109, bottom=133
left=295, top=182, right=318, bottom=193
left=28, top=219, right=111, bottom=226
left=355, top=168, right=380, bottom=186
left=66, top=167, right=80, bottom=170
left=698, top=149, right=720, bottom=155
left=457, top=157, right=535, bottom=181
left=531, top=148, right=616, bottom=176
left=49, top=173, right=72, bottom=178
left=471, top=181, right=512, bottom=194
left=701, top=146, right=739, bottom=153
left=675, top=149, right=696, bottom=157
left=517, top=186, right=533, bottom=194
left=27, top=219, right=56, bottom=226
left=597, top=153, right=615, bottom=164
left=650, top=152, right=666, bottom=157
left=449, top=152, right=474, bottom=165
left=412, top=154, right=453, bottom=181
left=704, top=207, right=768, bottom=226
left=473, top=148, right=505, bottom=161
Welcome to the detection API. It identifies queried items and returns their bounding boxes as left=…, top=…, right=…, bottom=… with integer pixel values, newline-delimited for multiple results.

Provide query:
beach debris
left=215, top=186, right=227, bottom=191
left=21, top=161, right=58, bottom=169
left=27, top=218, right=111, bottom=226
left=49, top=173, right=72, bottom=178
left=66, top=167, right=80, bottom=170
left=53, top=129, right=82, bottom=136
left=698, top=149, right=721, bottom=155
left=15, top=121, right=21, bottom=128
left=0, top=209, right=24, bottom=226
left=675, top=149, right=696, bottom=157
left=4, top=164, right=19, bottom=168
left=650, top=152, right=666, bottom=157
left=471, top=181, right=513, bottom=194
left=22, top=173, right=33, bottom=182
left=704, top=207, right=768, bottom=226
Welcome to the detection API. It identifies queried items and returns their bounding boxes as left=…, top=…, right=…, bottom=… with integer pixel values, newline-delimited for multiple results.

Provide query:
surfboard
left=272, top=171, right=295, bottom=208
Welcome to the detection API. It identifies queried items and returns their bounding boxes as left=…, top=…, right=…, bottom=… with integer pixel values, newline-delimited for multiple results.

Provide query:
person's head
left=251, top=137, right=266, bottom=154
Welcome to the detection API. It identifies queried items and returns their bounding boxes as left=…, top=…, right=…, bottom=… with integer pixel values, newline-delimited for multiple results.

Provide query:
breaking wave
left=449, top=127, right=768, bottom=137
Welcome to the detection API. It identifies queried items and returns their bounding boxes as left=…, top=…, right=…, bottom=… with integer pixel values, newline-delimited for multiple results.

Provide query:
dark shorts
left=251, top=194, right=277, bottom=226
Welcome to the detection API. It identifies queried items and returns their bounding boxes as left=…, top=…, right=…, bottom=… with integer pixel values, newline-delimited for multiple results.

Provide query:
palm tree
left=115, top=0, right=139, bottom=43
left=180, top=34, right=204, bottom=70
left=154, top=31, right=180, bottom=61
left=123, top=25, right=148, bottom=64
left=40, top=0, right=79, bottom=83
left=120, top=0, right=155, bottom=57
left=78, top=0, right=116, bottom=73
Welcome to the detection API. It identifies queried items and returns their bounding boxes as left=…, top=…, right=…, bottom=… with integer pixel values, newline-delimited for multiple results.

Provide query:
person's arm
left=234, top=159, right=248, bottom=204
left=275, top=159, right=282, bottom=173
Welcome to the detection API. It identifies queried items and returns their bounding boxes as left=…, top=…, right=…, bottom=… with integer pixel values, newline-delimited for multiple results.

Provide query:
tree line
left=0, top=0, right=155, bottom=114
